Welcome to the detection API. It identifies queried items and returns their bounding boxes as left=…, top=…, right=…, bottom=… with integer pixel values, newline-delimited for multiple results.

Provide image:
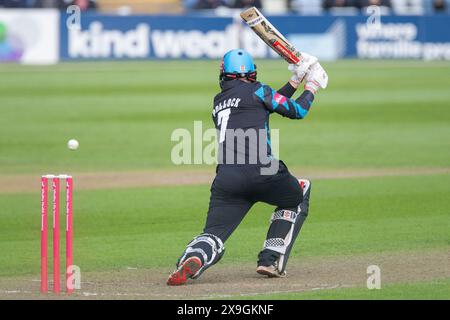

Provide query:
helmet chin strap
left=219, top=71, right=257, bottom=83
left=246, top=71, right=257, bottom=82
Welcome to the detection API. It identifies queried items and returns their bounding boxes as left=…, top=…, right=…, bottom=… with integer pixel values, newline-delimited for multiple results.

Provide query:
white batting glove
left=304, top=62, right=328, bottom=94
left=288, top=52, right=318, bottom=85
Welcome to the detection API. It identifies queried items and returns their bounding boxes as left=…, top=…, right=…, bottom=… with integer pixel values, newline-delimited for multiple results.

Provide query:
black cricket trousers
left=203, top=160, right=303, bottom=242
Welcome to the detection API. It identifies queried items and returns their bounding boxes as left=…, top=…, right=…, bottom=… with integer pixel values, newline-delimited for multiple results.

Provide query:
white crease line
left=1, top=290, right=34, bottom=294
left=1, top=284, right=354, bottom=299
left=200, top=284, right=355, bottom=299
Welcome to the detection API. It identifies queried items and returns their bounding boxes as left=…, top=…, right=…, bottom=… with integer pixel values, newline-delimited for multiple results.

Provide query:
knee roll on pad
left=298, top=179, right=311, bottom=217
left=178, top=233, right=225, bottom=279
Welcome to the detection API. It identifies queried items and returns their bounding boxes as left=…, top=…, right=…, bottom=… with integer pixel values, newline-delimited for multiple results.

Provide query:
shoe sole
left=256, top=266, right=285, bottom=278
left=167, top=257, right=202, bottom=286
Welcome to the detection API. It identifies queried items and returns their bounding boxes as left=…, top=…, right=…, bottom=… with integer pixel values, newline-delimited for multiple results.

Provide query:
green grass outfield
left=0, top=60, right=449, bottom=299
left=1, top=60, right=449, bottom=173
left=230, top=279, right=450, bottom=300
left=0, top=174, right=449, bottom=276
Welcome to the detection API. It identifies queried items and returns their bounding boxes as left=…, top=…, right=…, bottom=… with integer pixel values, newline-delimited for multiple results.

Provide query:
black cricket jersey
left=212, top=80, right=314, bottom=166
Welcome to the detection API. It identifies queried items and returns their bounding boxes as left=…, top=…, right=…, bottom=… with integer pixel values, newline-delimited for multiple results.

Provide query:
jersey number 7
left=217, top=109, right=231, bottom=143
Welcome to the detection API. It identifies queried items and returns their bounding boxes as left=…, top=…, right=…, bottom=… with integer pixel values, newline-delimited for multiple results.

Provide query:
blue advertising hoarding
left=59, top=13, right=450, bottom=61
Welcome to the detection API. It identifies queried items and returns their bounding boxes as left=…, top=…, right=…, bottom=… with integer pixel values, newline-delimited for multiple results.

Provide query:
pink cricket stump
left=52, top=177, right=60, bottom=293
left=66, top=177, right=73, bottom=293
left=40, top=177, right=48, bottom=293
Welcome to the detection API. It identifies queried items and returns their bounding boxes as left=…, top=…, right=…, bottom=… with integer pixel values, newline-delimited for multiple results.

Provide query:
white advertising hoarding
left=0, top=9, right=59, bottom=64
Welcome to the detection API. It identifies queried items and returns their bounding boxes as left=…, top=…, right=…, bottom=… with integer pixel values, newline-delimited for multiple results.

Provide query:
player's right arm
left=254, top=84, right=314, bottom=120
left=276, top=81, right=297, bottom=98
left=276, top=52, right=322, bottom=98
left=254, top=61, right=328, bottom=120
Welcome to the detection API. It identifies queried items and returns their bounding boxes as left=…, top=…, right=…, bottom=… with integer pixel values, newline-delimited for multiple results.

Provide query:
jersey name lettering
left=212, top=98, right=241, bottom=117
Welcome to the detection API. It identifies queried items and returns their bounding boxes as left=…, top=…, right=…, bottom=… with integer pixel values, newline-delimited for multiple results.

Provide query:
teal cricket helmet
left=220, top=49, right=257, bottom=82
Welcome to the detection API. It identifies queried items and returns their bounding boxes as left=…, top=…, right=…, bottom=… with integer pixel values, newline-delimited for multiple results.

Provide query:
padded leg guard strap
left=178, top=233, right=225, bottom=279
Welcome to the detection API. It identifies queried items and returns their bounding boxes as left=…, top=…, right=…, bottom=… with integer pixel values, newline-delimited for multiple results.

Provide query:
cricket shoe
left=167, top=256, right=202, bottom=286
left=256, top=264, right=286, bottom=278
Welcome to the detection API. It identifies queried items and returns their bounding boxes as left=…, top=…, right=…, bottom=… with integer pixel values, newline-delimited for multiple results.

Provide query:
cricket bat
left=240, top=7, right=302, bottom=65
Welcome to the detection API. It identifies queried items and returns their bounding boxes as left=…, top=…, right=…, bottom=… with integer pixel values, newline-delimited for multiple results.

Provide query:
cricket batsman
left=167, top=49, right=328, bottom=285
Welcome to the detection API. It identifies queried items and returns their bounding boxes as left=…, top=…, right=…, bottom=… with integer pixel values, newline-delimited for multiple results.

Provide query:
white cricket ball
left=67, top=139, right=79, bottom=150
